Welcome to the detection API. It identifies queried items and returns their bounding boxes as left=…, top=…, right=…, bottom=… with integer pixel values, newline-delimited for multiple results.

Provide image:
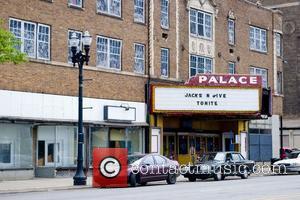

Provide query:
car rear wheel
left=188, top=176, right=197, bottom=182
left=221, top=175, right=226, bottom=180
left=129, top=173, right=137, bottom=187
left=140, top=182, right=147, bottom=186
left=298, top=171, right=300, bottom=175
left=241, top=169, right=249, bottom=179
left=214, top=172, right=222, bottom=181
left=166, top=173, right=177, bottom=184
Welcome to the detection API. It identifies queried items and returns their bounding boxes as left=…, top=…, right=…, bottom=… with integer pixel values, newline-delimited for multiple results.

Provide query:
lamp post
left=70, top=31, right=92, bottom=186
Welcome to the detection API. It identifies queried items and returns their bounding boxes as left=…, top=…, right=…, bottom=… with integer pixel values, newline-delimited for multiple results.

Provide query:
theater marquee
left=151, top=74, right=262, bottom=114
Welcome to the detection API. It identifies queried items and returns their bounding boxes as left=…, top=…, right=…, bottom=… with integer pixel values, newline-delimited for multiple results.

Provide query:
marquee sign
left=152, top=74, right=262, bottom=114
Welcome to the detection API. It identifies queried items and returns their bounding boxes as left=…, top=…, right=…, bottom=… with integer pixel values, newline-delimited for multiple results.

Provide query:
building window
left=276, top=33, right=282, bottom=57
left=160, top=0, right=169, bottom=29
left=190, top=55, right=212, bottom=77
left=0, top=143, right=12, bottom=164
left=97, top=36, right=122, bottom=70
left=190, top=9, right=212, bottom=39
left=134, top=43, right=145, bottom=74
left=277, top=71, right=283, bottom=95
left=134, top=0, right=145, bottom=23
left=249, top=26, right=267, bottom=53
left=68, top=0, right=83, bottom=7
left=9, top=18, right=51, bottom=60
left=97, top=0, right=121, bottom=17
left=228, top=19, right=235, bottom=45
left=250, top=67, right=268, bottom=88
left=228, top=62, right=236, bottom=74
left=68, top=30, right=82, bottom=63
left=161, top=48, right=169, bottom=77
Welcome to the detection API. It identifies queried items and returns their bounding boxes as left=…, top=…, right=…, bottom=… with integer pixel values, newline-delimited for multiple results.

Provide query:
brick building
left=255, top=0, right=300, bottom=150
left=0, top=0, right=282, bottom=180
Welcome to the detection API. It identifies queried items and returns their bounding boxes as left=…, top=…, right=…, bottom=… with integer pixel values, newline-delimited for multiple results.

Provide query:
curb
left=0, top=186, right=92, bottom=195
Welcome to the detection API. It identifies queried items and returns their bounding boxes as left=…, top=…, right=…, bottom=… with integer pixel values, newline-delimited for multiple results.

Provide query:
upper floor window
left=160, top=0, right=169, bottom=29
left=134, top=0, right=145, bottom=23
left=228, top=19, right=235, bottom=45
left=134, top=43, right=145, bottom=74
left=97, top=0, right=121, bottom=17
left=190, top=55, right=212, bottom=77
left=228, top=62, right=236, bottom=74
left=250, top=66, right=268, bottom=88
left=97, top=36, right=122, bottom=70
left=68, top=30, right=82, bottom=63
left=277, top=71, right=283, bottom=95
left=190, top=9, right=212, bottom=39
left=9, top=18, right=50, bottom=60
left=249, top=26, right=267, bottom=53
left=276, top=33, right=282, bottom=57
left=161, top=48, right=169, bottom=77
left=68, top=0, right=83, bottom=8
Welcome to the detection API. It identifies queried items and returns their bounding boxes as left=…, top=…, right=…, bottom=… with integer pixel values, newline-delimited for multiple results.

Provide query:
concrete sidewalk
left=0, top=177, right=92, bottom=194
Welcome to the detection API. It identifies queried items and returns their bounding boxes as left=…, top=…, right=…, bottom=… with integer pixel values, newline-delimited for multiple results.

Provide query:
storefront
left=150, top=74, right=263, bottom=164
left=0, top=90, right=147, bottom=180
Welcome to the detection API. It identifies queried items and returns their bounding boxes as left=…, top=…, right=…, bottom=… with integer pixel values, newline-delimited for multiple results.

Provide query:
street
left=1, top=175, right=300, bottom=200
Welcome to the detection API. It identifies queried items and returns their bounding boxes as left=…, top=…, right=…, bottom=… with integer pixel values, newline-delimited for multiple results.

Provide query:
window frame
left=133, top=43, right=145, bottom=74
left=160, top=0, right=169, bottom=29
left=96, top=0, right=122, bottom=18
left=68, top=0, right=83, bottom=8
left=228, top=61, right=236, bottom=74
left=275, top=32, right=283, bottom=57
left=189, top=8, right=213, bottom=40
left=134, top=0, right=145, bottom=24
left=96, top=35, right=123, bottom=70
left=0, top=141, right=14, bottom=167
left=9, top=18, right=51, bottom=61
left=228, top=19, right=235, bottom=45
left=189, top=54, right=213, bottom=77
left=160, top=48, right=169, bottom=78
left=249, top=26, right=268, bottom=53
left=277, top=71, right=283, bottom=95
left=249, top=66, right=268, bottom=88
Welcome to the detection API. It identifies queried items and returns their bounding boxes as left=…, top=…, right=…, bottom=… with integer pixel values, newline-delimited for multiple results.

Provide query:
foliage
left=0, top=20, right=27, bottom=64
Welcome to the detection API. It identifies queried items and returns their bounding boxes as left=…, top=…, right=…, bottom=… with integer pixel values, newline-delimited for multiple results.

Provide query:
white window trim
left=0, top=140, right=14, bottom=168
left=228, top=19, right=235, bottom=45
left=250, top=26, right=268, bottom=53
left=37, top=24, right=51, bottom=61
left=134, top=0, right=145, bottom=23
left=9, top=18, right=51, bottom=61
left=133, top=43, right=145, bottom=74
left=67, top=30, right=83, bottom=64
left=189, top=54, right=213, bottom=77
left=96, top=35, right=122, bottom=71
left=189, top=8, right=213, bottom=40
left=250, top=66, right=268, bottom=88
left=160, top=0, right=169, bottom=29
left=97, top=0, right=122, bottom=18
left=228, top=62, right=236, bottom=74
left=275, top=32, right=282, bottom=57
left=161, top=48, right=169, bottom=78
left=68, top=0, right=83, bottom=8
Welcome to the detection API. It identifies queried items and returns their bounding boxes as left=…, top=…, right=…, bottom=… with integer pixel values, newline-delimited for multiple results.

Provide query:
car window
left=238, top=154, right=245, bottom=161
left=142, top=156, right=155, bottom=165
left=231, top=154, right=241, bottom=162
left=215, top=153, right=225, bottom=161
left=289, top=152, right=300, bottom=159
left=128, top=155, right=144, bottom=164
left=226, top=153, right=232, bottom=161
left=154, top=155, right=167, bottom=165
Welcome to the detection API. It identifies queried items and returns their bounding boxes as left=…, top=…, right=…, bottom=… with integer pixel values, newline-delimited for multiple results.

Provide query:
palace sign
left=152, top=74, right=262, bottom=114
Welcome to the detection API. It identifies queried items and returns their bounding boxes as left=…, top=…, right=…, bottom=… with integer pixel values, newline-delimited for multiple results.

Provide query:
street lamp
left=71, top=31, right=92, bottom=186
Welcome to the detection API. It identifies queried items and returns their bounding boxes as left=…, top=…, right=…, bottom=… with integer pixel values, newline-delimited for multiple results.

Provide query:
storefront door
left=163, top=133, right=176, bottom=160
left=38, top=140, right=62, bottom=167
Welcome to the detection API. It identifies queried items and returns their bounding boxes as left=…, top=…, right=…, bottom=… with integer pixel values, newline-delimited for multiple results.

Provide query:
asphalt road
left=1, top=175, right=300, bottom=200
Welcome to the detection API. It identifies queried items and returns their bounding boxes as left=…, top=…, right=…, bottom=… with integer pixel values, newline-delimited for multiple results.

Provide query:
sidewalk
left=0, top=177, right=92, bottom=194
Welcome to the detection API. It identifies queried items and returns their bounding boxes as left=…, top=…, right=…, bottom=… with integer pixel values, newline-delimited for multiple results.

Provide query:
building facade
left=256, top=0, right=300, bottom=150
left=0, top=0, right=282, bottom=180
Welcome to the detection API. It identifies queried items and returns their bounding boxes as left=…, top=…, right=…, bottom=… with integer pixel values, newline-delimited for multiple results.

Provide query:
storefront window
left=110, top=128, right=126, bottom=148
left=179, top=136, right=188, bottom=154
left=0, top=123, right=33, bottom=169
left=37, top=126, right=77, bottom=168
